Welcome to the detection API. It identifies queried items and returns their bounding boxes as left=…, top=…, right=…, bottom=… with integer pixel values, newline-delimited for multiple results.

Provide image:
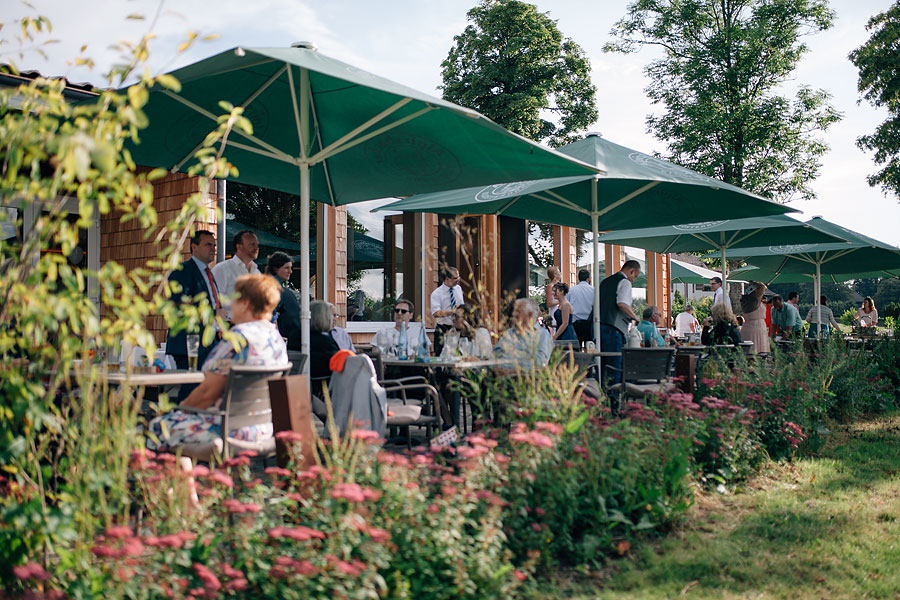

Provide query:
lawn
left=529, top=413, right=900, bottom=599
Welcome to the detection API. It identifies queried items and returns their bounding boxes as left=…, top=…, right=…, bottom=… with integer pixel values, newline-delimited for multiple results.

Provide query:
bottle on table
left=397, top=320, right=408, bottom=360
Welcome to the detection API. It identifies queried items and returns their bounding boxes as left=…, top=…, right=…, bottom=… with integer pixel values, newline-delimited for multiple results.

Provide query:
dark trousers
left=573, top=319, right=594, bottom=346
left=599, top=324, right=624, bottom=386
left=433, top=323, right=453, bottom=357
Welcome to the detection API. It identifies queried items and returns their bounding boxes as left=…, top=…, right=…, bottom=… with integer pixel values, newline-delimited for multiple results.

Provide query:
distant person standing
left=599, top=260, right=642, bottom=389
left=545, top=266, right=561, bottom=324
left=568, top=268, right=595, bottom=345
left=709, top=276, right=731, bottom=309
left=430, top=267, right=464, bottom=356
left=550, top=282, right=577, bottom=342
left=674, top=305, right=700, bottom=336
left=265, top=251, right=301, bottom=351
left=212, top=229, right=260, bottom=319
left=739, top=281, right=769, bottom=354
left=166, top=230, right=227, bottom=401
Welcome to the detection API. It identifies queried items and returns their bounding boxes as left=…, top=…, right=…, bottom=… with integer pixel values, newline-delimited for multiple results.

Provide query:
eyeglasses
left=393, top=308, right=410, bottom=315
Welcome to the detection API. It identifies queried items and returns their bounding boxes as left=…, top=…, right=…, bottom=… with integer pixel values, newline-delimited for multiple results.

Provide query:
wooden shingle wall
left=100, top=170, right=218, bottom=344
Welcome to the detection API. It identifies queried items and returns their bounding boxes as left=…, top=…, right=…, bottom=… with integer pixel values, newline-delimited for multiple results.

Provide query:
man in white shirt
left=212, top=229, right=260, bottom=319
left=567, top=268, right=595, bottom=345
left=709, top=276, right=732, bottom=309
left=373, top=298, right=429, bottom=356
left=674, top=305, right=700, bottom=336
left=430, top=267, right=464, bottom=356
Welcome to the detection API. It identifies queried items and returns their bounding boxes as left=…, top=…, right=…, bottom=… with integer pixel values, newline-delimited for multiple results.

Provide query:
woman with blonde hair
left=701, top=302, right=743, bottom=346
left=545, top=266, right=561, bottom=325
left=148, top=274, right=288, bottom=451
left=856, top=297, right=878, bottom=328
left=739, top=281, right=769, bottom=354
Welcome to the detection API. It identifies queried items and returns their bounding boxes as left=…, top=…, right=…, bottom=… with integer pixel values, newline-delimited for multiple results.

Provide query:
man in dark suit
left=166, top=230, right=226, bottom=382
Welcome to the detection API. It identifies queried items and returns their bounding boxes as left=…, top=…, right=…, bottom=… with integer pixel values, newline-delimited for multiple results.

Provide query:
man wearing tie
left=166, top=230, right=227, bottom=378
left=430, top=267, right=464, bottom=357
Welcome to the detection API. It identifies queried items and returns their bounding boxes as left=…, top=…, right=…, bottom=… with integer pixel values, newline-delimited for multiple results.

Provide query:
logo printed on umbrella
left=474, top=180, right=540, bottom=203
left=768, top=244, right=816, bottom=254
left=365, top=134, right=461, bottom=182
left=672, top=221, right=729, bottom=231
left=627, top=152, right=714, bottom=184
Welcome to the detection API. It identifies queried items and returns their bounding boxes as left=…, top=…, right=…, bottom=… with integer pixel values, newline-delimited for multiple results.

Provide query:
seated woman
left=856, top=296, right=878, bottom=328
left=147, top=274, right=288, bottom=451
left=701, top=303, right=743, bottom=346
left=309, top=300, right=341, bottom=397
left=265, top=251, right=301, bottom=351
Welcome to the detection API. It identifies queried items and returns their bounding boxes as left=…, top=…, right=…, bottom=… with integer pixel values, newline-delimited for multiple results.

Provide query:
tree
left=849, top=2, right=900, bottom=199
left=441, top=0, right=598, bottom=148
left=606, top=0, right=841, bottom=202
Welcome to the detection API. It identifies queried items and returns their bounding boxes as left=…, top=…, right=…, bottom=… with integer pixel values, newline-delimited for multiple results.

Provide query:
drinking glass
left=458, top=338, right=472, bottom=358
left=186, top=334, right=200, bottom=371
left=106, top=343, right=122, bottom=372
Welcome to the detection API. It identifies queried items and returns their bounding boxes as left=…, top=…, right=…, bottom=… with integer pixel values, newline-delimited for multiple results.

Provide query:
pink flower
left=534, top=421, right=564, bottom=435
left=330, top=482, right=379, bottom=503
left=222, top=455, right=250, bottom=468
left=275, top=430, right=304, bottom=443
left=222, top=564, right=243, bottom=579
left=530, top=522, right=542, bottom=532
left=12, top=562, right=50, bottom=582
left=225, top=578, right=248, bottom=591
left=223, top=499, right=262, bottom=514
left=336, top=560, right=363, bottom=576
left=268, top=526, right=326, bottom=541
left=208, top=471, right=234, bottom=488
left=513, top=569, right=527, bottom=582
left=350, top=429, right=381, bottom=442
left=105, top=525, right=133, bottom=539
left=192, top=465, right=210, bottom=477
left=193, top=563, right=221, bottom=592
left=264, top=466, right=291, bottom=477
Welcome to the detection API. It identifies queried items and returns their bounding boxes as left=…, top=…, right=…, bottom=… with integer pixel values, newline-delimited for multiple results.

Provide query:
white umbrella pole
left=816, top=261, right=822, bottom=340
left=721, top=246, right=727, bottom=305
left=420, top=212, right=426, bottom=335
left=300, top=163, right=311, bottom=372
left=591, top=180, right=601, bottom=381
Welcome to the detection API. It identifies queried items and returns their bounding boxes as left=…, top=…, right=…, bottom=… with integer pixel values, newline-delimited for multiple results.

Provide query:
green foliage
left=605, top=0, right=841, bottom=202
left=441, top=0, right=598, bottom=148
left=849, top=1, right=900, bottom=198
left=840, top=308, right=857, bottom=326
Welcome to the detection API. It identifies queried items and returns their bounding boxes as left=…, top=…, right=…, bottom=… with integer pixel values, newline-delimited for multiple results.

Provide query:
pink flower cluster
left=270, top=556, right=317, bottom=579
left=782, top=421, right=807, bottom=447
left=508, top=423, right=555, bottom=448
left=222, top=499, right=262, bottom=514
left=144, top=531, right=197, bottom=548
left=12, top=562, right=50, bottom=582
left=192, top=562, right=221, bottom=592
left=267, top=525, right=326, bottom=541
left=330, top=482, right=381, bottom=503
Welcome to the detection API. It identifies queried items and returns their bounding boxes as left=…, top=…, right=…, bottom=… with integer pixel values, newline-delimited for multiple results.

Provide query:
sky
left=4, top=0, right=899, bottom=247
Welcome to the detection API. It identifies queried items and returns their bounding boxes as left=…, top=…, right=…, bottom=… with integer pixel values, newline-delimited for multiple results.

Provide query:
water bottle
left=397, top=320, right=408, bottom=360
left=417, top=324, right=429, bottom=361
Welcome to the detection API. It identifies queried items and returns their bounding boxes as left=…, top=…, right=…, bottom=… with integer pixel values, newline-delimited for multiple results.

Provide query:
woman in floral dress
left=147, top=274, right=288, bottom=451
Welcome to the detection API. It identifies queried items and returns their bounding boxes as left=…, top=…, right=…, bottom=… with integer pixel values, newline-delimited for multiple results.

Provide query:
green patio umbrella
left=715, top=218, right=900, bottom=336
left=730, top=264, right=900, bottom=285
left=596, top=214, right=849, bottom=300
left=381, top=133, right=795, bottom=342
left=122, top=44, right=599, bottom=367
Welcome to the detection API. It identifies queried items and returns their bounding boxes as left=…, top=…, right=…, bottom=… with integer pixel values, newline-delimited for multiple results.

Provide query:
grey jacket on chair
left=325, top=355, right=387, bottom=439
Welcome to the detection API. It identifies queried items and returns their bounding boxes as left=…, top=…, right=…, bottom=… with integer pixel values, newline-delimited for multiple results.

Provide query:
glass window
left=346, top=199, right=402, bottom=322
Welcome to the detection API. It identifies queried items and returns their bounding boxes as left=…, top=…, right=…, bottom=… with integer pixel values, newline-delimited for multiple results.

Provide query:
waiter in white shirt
left=567, top=268, right=595, bottom=345
left=709, top=276, right=732, bottom=309
left=212, top=229, right=261, bottom=319
left=430, top=267, right=464, bottom=356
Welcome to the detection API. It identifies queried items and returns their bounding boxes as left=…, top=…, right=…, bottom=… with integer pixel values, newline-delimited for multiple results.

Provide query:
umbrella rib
left=312, top=105, right=435, bottom=163
left=529, top=192, right=591, bottom=215
left=820, top=247, right=859, bottom=265
left=308, top=98, right=414, bottom=163
left=689, top=232, right=718, bottom=249
left=594, top=181, right=661, bottom=218
left=226, top=140, right=297, bottom=164
left=308, top=85, right=338, bottom=206
left=286, top=64, right=307, bottom=161
left=542, top=189, right=592, bottom=214
left=729, top=228, right=764, bottom=247
left=494, top=195, right=525, bottom=216
left=241, top=64, right=287, bottom=111
left=661, top=235, right=682, bottom=253
left=163, top=91, right=296, bottom=166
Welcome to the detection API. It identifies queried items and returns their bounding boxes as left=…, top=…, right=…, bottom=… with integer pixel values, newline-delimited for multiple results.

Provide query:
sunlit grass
left=527, top=413, right=900, bottom=599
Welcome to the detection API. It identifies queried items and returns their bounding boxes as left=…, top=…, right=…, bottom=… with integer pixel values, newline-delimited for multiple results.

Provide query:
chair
left=607, top=348, right=676, bottom=401
left=324, top=355, right=388, bottom=439
left=178, top=363, right=292, bottom=464
left=381, top=376, right=442, bottom=448
left=286, top=351, right=307, bottom=375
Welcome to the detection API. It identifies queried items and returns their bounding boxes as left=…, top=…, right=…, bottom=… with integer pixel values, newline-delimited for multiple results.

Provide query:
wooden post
left=268, top=375, right=317, bottom=470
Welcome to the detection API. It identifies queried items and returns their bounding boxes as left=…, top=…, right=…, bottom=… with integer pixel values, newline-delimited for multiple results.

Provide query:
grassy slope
left=528, top=414, right=900, bottom=599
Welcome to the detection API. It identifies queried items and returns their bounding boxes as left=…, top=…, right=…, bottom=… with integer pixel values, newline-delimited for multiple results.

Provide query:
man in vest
left=599, top=259, right=642, bottom=395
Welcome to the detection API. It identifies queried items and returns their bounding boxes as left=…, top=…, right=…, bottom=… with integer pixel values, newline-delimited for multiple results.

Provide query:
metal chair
left=381, top=376, right=442, bottom=448
left=178, top=363, right=292, bottom=463
left=607, top=348, right=677, bottom=401
left=286, top=351, right=307, bottom=375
